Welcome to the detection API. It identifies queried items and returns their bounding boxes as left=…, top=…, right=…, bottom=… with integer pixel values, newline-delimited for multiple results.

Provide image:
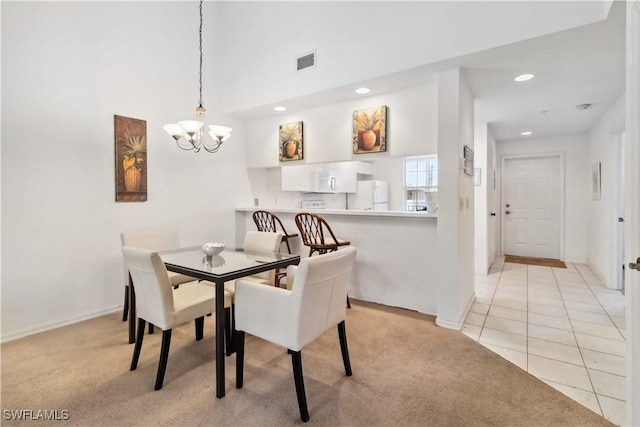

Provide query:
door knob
left=490, top=212, right=496, bottom=216
left=505, top=210, right=511, bottom=215
left=630, top=257, right=640, bottom=271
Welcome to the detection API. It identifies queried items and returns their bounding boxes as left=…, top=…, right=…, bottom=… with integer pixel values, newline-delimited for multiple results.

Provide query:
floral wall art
left=279, top=121, right=304, bottom=161
left=353, top=105, right=387, bottom=154
left=115, top=115, right=147, bottom=202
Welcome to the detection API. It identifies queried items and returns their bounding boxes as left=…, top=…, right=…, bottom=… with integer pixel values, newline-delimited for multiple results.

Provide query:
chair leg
left=337, top=321, right=352, bottom=376
left=346, top=295, right=351, bottom=309
left=149, top=324, right=155, bottom=334
left=235, top=330, right=245, bottom=389
left=195, top=316, right=205, bottom=341
left=155, top=329, right=172, bottom=390
left=122, top=285, right=129, bottom=322
left=130, top=318, right=146, bottom=371
left=290, top=350, right=310, bottom=422
left=284, top=238, right=292, bottom=254
left=128, top=276, right=136, bottom=344
left=225, top=307, right=234, bottom=356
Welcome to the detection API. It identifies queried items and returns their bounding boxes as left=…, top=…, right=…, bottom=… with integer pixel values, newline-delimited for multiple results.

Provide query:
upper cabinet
left=266, top=161, right=373, bottom=193
left=267, top=165, right=313, bottom=192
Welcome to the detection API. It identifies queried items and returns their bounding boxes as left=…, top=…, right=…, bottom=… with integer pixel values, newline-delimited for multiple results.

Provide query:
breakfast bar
left=236, top=208, right=439, bottom=315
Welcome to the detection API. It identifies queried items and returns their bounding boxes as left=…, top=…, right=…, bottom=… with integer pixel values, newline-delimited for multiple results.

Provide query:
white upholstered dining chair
left=234, top=246, right=357, bottom=422
left=210, top=230, right=282, bottom=356
left=121, top=228, right=195, bottom=342
left=122, top=246, right=232, bottom=390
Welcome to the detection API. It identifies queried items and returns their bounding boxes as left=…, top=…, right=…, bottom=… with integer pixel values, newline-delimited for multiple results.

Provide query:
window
left=404, top=155, right=438, bottom=212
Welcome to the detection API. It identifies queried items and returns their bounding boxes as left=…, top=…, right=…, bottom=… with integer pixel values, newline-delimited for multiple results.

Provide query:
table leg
left=215, top=278, right=225, bottom=398
left=128, top=274, right=136, bottom=344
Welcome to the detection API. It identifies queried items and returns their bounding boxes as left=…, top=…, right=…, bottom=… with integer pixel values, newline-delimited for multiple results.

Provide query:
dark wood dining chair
left=295, top=212, right=352, bottom=308
left=253, top=210, right=298, bottom=254
left=294, top=212, right=351, bottom=256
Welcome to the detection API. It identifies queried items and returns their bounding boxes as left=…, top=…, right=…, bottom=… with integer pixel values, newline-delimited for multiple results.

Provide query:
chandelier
left=163, top=0, right=232, bottom=153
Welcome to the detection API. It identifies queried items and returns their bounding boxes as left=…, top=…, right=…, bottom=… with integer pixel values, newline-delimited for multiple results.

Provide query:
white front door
left=502, top=155, right=562, bottom=259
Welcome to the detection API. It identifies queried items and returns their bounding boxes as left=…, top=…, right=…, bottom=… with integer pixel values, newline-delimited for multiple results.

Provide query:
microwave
left=312, top=171, right=338, bottom=193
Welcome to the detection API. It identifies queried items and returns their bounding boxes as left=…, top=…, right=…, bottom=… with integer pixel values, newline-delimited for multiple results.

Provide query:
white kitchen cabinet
left=266, top=165, right=313, bottom=192
left=266, top=161, right=374, bottom=193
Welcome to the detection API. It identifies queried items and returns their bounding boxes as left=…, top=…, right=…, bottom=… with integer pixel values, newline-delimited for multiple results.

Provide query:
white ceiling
left=463, top=0, right=625, bottom=141
left=227, top=1, right=625, bottom=143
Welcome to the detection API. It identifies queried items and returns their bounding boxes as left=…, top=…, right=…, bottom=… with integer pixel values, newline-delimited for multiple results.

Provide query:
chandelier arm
left=202, top=141, right=223, bottom=153
left=176, top=137, right=199, bottom=152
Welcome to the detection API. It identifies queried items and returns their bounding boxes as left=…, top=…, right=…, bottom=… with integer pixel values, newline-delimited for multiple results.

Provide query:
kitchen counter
left=235, top=207, right=437, bottom=218
left=235, top=207, right=439, bottom=315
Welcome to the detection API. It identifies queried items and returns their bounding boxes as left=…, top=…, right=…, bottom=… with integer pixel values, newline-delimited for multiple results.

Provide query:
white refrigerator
left=352, top=180, right=388, bottom=211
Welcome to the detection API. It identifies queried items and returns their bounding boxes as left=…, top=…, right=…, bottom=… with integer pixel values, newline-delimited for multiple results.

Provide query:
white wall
left=436, top=69, right=476, bottom=330
left=245, top=82, right=439, bottom=168
left=588, top=94, right=625, bottom=286
left=496, top=134, right=590, bottom=263
left=218, top=1, right=608, bottom=113
left=1, top=2, right=254, bottom=341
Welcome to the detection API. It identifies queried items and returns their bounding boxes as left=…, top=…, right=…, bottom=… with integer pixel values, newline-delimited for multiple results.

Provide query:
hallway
left=464, top=258, right=626, bottom=425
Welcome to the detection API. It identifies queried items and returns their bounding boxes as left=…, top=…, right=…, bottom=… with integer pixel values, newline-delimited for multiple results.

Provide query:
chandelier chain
left=162, top=0, right=231, bottom=152
left=198, top=0, right=203, bottom=108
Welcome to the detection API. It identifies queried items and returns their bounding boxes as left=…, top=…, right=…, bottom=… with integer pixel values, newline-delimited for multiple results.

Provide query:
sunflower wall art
left=353, top=105, right=387, bottom=154
left=115, top=115, right=147, bottom=202
left=279, top=121, right=304, bottom=161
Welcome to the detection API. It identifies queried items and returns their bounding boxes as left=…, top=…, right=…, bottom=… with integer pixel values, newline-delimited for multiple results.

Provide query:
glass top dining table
left=160, top=246, right=300, bottom=398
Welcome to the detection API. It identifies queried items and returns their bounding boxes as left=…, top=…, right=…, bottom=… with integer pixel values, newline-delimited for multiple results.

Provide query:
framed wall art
left=115, top=115, right=147, bottom=202
left=279, top=121, right=303, bottom=161
left=353, top=105, right=387, bottom=154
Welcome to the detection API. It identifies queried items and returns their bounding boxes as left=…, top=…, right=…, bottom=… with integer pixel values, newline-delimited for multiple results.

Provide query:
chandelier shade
left=163, top=0, right=231, bottom=153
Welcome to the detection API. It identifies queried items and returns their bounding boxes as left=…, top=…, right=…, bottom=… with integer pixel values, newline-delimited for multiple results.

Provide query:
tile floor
left=463, top=257, right=627, bottom=426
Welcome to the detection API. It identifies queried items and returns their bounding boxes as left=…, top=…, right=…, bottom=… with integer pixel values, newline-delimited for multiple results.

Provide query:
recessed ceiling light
left=274, top=106, right=287, bottom=112
left=521, top=131, right=532, bottom=136
left=355, top=87, right=371, bottom=94
left=514, top=74, right=534, bottom=82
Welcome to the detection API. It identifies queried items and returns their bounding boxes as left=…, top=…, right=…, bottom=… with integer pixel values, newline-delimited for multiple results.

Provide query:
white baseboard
left=460, top=290, right=476, bottom=324
left=1, top=305, right=121, bottom=343
left=435, top=291, right=476, bottom=331
left=585, top=259, right=610, bottom=287
left=435, top=317, right=462, bottom=330
left=348, top=292, right=437, bottom=316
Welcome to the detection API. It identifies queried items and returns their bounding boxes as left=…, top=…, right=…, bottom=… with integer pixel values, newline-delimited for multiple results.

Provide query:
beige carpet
left=504, top=255, right=567, bottom=268
left=1, top=301, right=611, bottom=426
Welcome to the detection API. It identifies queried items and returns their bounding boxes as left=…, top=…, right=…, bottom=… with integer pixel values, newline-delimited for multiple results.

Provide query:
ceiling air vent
left=296, top=51, right=316, bottom=71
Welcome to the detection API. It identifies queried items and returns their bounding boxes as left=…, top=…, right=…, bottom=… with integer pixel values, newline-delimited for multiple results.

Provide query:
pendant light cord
left=198, top=0, right=203, bottom=108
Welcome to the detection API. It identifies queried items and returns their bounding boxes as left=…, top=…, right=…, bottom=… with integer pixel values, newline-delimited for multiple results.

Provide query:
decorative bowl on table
left=202, top=242, right=225, bottom=256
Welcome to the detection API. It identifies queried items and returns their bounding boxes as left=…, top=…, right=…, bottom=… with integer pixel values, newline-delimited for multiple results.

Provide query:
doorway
left=501, top=154, right=563, bottom=259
